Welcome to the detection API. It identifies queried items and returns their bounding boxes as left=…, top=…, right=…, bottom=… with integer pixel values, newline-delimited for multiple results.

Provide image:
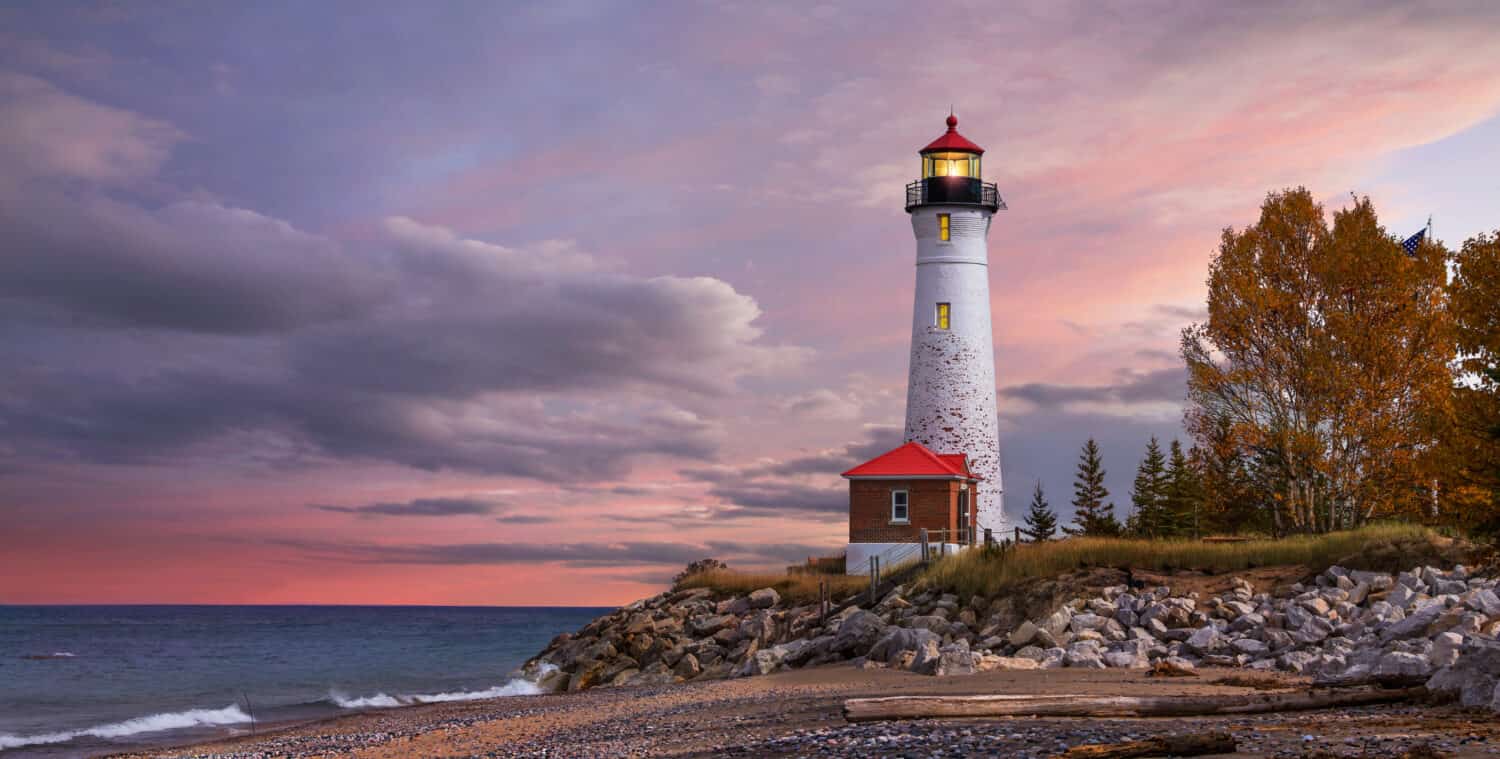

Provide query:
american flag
left=1401, top=228, right=1425, bottom=257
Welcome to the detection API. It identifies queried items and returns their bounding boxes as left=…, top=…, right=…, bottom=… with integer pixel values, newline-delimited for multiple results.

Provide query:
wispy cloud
left=311, top=497, right=498, bottom=518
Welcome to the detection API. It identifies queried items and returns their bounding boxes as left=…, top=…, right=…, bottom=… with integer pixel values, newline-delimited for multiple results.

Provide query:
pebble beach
left=118, top=667, right=1500, bottom=759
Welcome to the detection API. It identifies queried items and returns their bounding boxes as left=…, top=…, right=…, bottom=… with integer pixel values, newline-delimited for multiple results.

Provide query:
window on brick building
left=891, top=490, right=909, bottom=523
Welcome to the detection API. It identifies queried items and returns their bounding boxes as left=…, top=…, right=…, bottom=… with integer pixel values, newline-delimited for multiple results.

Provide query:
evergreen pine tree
left=1164, top=439, right=1205, bottom=537
left=1022, top=481, right=1058, bottom=541
left=1129, top=437, right=1170, bottom=538
left=1066, top=438, right=1120, bottom=536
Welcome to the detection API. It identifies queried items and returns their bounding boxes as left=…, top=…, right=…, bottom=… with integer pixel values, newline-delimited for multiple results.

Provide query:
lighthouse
left=901, top=113, right=1006, bottom=536
left=837, top=113, right=1006, bottom=574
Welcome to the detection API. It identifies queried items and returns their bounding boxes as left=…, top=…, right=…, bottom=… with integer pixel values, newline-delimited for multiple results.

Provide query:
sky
left=2, top=1, right=1499, bottom=606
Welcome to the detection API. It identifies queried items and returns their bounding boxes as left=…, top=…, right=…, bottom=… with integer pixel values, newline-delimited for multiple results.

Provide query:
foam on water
left=328, top=670, right=548, bottom=709
left=0, top=704, right=250, bottom=750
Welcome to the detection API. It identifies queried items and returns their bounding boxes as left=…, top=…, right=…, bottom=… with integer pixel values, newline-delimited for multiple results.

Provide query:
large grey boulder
left=1426, top=636, right=1500, bottom=710
left=689, top=614, right=736, bottom=638
left=1279, top=650, right=1319, bottom=674
left=1014, top=645, right=1048, bottom=662
left=736, top=638, right=811, bottom=676
left=1380, top=602, right=1445, bottom=643
left=672, top=652, right=702, bottom=678
left=736, top=610, right=774, bottom=645
left=1372, top=651, right=1430, bottom=680
left=1065, top=640, right=1106, bottom=669
left=1231, top=638, right=1269, bottom=657
left=868, top=627, right=939, bottom=663
left=934, top=640, right=979, bottom=676
left=1347, top=581, right=1372, bottom=606
left=908, top=636, right=944, bottom=674
left=1471, top=589, right=1500, bottom=617
left=1008, top=620, right=1039, bottom=648
left=1431, top=632, right=1464, bottom=668
left=1185, top=625, right=1221, bottom=654
left=909, top=615, right=951, bottom=634
left=1103, top=650, right=1148, bottom=669
left=748, top=587, right=780, bottom=609
left=1040, top=609, right=1072, bottom=638
left=831, top=610, right=888, bottom=655
left=1229, top=612, right=1265, bottom=634
left=1387, top=584, right=1419, bottom=609
left=1070, top=612, right=1109, bottom=633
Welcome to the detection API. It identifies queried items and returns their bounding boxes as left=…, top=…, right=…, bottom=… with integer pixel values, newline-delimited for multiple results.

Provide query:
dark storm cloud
left=311, top=497, right=498, bottom=517
left=0, top=362, right=722, bottom=479
left=1000, top=367, right=1187, bottom=410
left=0, top=194, right=391, bottom=334
left=274, top=537, right=831, bottom=569
left=0, top=73, right=801, bottom=480
left=0, top=100, right=797, bottom=479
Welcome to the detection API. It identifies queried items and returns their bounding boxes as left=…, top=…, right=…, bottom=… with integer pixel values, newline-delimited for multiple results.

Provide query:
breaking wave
left=329, top=668, right=552, bottom=709
left=0, top=704, right=250, bottom=751
left=327, top=679, right=541, bottom=709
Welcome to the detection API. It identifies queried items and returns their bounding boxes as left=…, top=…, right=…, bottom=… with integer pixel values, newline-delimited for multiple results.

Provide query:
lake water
left=0, top=605, right=607, bottom=757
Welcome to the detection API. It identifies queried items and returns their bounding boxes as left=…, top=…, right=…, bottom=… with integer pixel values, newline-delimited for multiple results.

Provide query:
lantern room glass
left=922, top=152, right=981, bottom=179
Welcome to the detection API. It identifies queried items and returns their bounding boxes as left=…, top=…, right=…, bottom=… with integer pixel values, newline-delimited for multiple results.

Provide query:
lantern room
left=905, top=113, right=1004, bottom=213
left=920, top=114, right=984, bottom=179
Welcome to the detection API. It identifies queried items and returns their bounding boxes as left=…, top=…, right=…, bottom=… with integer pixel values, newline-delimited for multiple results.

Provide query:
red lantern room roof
left=920, top=113, right=984, bottom=155
left=841, top=441, right=982, bottom=480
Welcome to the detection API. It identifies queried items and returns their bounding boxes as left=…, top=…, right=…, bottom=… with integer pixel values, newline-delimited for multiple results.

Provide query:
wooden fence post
left=1015, top=525, right=1022, bottom=545
left=919, top=528, right=929, bottom=563
left=984, top=527, right=993, bottom=547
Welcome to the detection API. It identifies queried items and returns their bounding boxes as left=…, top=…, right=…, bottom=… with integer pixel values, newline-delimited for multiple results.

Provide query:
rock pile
left=521, top=564, right=1500, bottom=714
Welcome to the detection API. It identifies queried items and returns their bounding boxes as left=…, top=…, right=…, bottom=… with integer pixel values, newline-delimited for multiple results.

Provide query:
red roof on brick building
left=920, top=114, right=984, bottom=155
left=841, top=441, right=981, bottom=480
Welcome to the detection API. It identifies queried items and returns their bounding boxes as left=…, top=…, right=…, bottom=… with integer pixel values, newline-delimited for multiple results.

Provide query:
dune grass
left=675, top=568, right=869, bottom=604
left=920, top=523, right=1448, bottom=599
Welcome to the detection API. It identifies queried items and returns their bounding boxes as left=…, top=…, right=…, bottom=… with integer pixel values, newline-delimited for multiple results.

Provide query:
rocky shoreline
left=523, top=563, right=1500, bottom=713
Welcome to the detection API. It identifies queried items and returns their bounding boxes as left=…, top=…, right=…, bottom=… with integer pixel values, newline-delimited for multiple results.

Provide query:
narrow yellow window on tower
left=936, top=302, right=951, bottom=330
left=938, top=213, right=950, bottom=241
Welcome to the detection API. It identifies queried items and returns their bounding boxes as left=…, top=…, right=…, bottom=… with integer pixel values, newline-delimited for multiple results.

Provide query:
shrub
left=672, top=558, right=728, bottom=586
left=920, top=523, right=1453, bottom=598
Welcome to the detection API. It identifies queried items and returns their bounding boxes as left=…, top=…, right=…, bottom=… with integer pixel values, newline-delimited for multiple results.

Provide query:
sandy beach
left=117, top=666, right=1500, bottom=759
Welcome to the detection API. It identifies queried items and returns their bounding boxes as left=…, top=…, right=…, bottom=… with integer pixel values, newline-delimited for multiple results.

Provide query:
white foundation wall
left=904, top=206, right=1007, bottom=536
left=845, top=542, right=963, bottom=575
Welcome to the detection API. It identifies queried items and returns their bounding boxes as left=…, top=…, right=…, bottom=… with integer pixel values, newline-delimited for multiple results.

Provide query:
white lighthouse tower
left=902, top=113, right=1007, bottom=536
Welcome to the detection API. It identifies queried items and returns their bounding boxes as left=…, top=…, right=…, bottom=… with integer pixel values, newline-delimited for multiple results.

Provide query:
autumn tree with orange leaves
left=1180, top=188, right=1451, bottom=535
left=1441, top=232, right=1500, bottom=533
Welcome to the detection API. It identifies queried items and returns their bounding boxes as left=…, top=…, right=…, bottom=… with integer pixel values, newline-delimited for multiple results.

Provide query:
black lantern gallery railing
left=905, top=176, right=1005, bottom=212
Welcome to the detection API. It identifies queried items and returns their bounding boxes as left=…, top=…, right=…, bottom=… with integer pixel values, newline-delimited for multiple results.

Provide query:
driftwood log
left=842, top=686, right=1422, bottom=722
left=1055, top=732, right=1236, bottom=759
